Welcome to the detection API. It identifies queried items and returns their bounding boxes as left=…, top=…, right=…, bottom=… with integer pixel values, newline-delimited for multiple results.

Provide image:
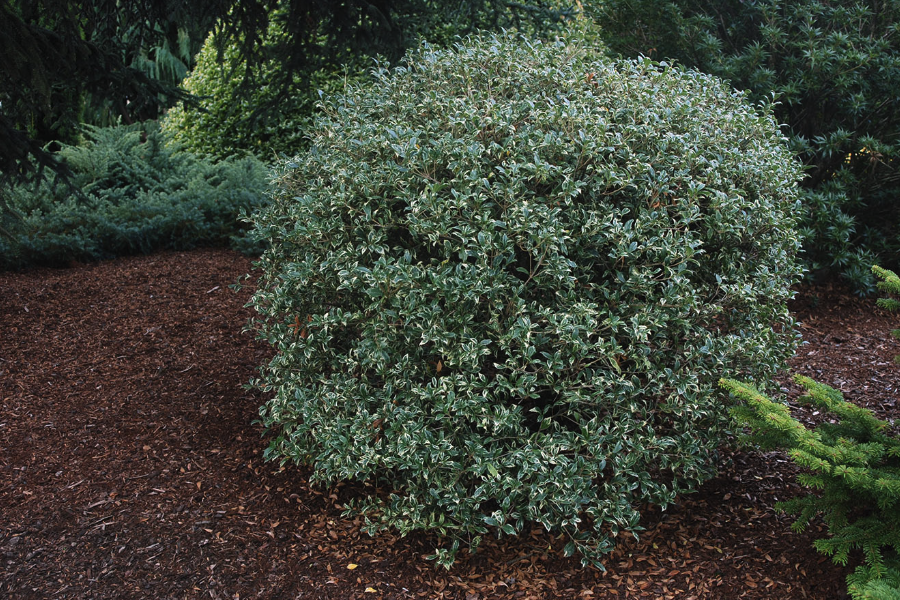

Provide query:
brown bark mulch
left=2, top=248, right=896, bottom=599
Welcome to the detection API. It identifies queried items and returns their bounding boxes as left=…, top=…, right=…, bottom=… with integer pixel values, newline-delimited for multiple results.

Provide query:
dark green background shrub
left=587, top=0, right=900, bottom=292
left=723, top=376, right=900, bottom=600
left=249, top=32, right=803, bottom=567
left=0, top=122, right=269, bottom=270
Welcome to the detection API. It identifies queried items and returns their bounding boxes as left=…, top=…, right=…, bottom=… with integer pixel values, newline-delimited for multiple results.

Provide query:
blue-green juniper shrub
left=0, top=122, right=269, bottom=270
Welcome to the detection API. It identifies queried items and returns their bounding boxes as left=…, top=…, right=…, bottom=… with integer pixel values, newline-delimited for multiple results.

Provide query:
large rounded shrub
left=250, top=32, right=803, bottom=567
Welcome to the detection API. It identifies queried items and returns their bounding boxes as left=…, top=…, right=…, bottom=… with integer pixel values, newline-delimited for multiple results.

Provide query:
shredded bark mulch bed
left=2, top=248, right=897, bottom=599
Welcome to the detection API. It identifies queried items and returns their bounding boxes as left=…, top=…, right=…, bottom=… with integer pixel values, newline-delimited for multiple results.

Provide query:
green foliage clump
left=587, top=0, right=900, bottom=292
left=723, top=376, right=900, bottom=600
left=250, top=32, right=803, bottom=568
left=0, top=122, right=269, bottom=270
left=160, top=14, right=341, bottom=160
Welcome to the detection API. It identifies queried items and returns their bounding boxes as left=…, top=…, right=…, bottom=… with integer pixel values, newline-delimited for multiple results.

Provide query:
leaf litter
left=2, top=249, right=887, bottom=598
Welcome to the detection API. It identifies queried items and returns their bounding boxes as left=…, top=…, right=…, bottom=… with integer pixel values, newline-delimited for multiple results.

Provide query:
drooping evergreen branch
left=722, top=376, right=900, bottom=599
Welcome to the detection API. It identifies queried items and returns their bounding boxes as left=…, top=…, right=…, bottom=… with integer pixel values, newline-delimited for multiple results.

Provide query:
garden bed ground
left=2, top=248, right=898, bottom=599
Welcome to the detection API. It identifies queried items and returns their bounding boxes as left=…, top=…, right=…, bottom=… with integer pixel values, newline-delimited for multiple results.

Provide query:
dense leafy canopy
left=250, top=32, right=803, bottom=568
left=0, top=0, right=218, bottom=183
